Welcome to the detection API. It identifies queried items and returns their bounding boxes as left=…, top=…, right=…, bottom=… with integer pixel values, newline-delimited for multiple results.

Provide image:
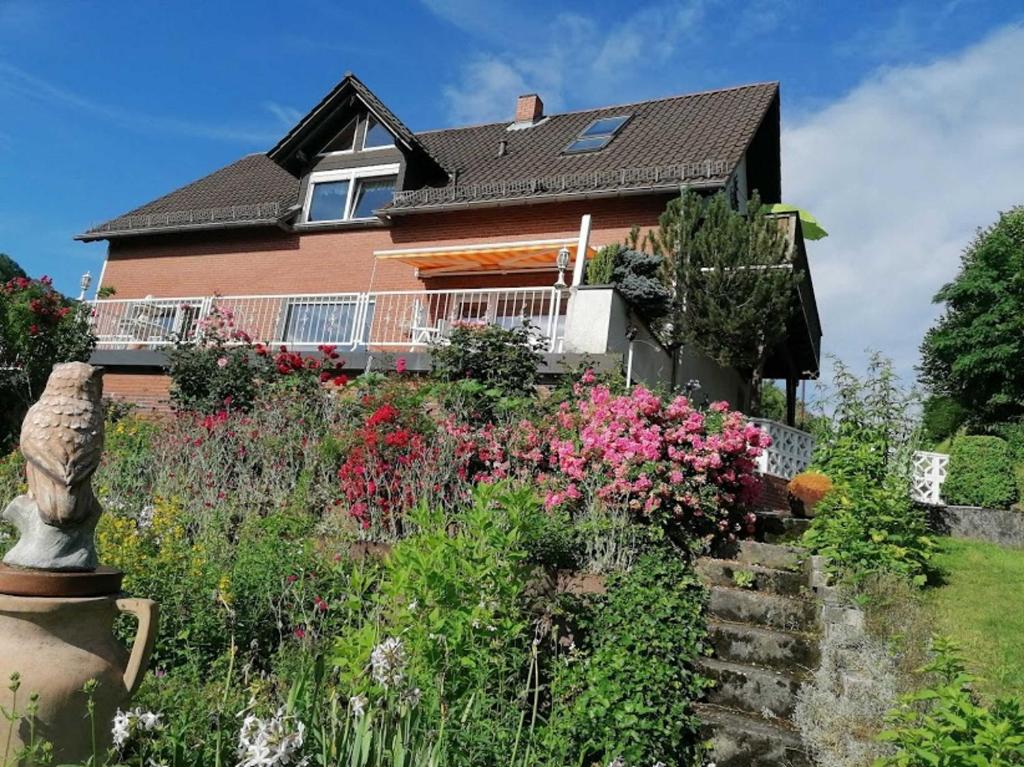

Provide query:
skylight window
left=564, top=114, right=630, bottom=154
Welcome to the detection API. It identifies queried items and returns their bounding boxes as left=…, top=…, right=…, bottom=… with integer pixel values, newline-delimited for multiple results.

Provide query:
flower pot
left=0, top=594, right=158, bottom=764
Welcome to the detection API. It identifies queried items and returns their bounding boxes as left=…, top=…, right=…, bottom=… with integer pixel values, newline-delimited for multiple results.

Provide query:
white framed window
left=303, top=164, right=400, bottom=223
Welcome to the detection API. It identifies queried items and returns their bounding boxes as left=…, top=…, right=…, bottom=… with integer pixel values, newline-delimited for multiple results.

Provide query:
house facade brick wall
left=99, top=195, right=671, bottom=299
left=102, top=371, right=171, bottom=413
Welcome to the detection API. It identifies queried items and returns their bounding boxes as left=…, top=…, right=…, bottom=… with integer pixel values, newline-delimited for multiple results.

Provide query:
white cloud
left=262, top=101, right=303, bottom=129
left=784, top=24, right=1024, bottom=383
left=429, top=0, right=706, bottom=124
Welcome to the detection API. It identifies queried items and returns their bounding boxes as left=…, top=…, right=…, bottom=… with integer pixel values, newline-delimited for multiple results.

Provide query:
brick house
left=78, top=73, right=820, bottom=418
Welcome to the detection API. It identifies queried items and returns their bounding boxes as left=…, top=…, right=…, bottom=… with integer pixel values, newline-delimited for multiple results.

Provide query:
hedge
left=942, top=436, right=1018, bottom=509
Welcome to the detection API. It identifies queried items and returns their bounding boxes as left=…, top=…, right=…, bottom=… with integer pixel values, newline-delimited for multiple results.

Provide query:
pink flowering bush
left=454, top=374, right=769, bottom=545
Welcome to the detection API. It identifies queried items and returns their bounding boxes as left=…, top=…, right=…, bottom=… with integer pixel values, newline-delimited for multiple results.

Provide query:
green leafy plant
left=543, top=548, right=710, bottom=767
left=876, top=638, right=1024, bottom=766
left=430, top=322, right=543, bottom=424
left=803, top=354, right=934, bottom=586
left=942, top=435, right=1018, bottom=509
left=732, top=569, right=756, bottom=589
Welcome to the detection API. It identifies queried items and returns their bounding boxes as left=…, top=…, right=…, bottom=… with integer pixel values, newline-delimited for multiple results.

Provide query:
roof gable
left=268, top=73, right=444, bottom=178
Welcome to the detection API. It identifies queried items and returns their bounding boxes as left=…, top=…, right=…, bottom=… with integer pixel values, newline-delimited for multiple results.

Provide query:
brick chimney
left=515, top=93, right=544, bottom=123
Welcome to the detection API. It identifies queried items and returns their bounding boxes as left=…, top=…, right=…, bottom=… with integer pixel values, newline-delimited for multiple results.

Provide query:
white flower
left=138, top=710, right=163, bottom=732
left=370, top=637, right=407, bottom=690
left=349, top=695, right=367, bottom=718
left=111, top=709, right=132, bottom=749
left=236, top=708, right=308, bottom=767
left=111, top=708, right=163, bottom=751
left=607, top=758, right=626, bottom=767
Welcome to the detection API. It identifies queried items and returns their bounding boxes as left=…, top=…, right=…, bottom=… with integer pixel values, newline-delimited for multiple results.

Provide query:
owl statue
left=2, top=362, right=105, bottom=571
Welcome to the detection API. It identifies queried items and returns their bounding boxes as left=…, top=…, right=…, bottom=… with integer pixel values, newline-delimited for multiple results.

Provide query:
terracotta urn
left=0, top=593, right=158, bottom=764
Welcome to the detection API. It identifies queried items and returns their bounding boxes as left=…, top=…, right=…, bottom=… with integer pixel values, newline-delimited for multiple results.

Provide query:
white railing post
left=911, top=450, right=949, bottom=505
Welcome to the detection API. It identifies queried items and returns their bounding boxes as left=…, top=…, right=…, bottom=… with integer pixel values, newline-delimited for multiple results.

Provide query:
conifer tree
left=650, top=190, right=801, bottom=411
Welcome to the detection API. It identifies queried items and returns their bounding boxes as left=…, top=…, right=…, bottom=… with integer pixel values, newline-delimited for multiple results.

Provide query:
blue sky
left=1, top=0, right=1022, bottom=383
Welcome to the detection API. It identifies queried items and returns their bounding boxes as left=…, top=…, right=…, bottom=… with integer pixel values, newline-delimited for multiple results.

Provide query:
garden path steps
left=695, top=533, right=819, bottom=767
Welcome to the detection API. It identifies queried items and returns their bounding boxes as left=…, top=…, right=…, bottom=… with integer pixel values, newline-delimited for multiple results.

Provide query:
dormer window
left=363, top=115, right=395, bottom=149
left=304, top=164, right=399, bottom=223
left=564, top=114, right=630, bottom=154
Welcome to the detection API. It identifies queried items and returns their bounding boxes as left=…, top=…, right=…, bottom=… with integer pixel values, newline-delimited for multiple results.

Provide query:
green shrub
left=430, top=321, right=542, bottom=407
left=0, top=273, right=96, bottom=450
left=804, top=354, right=935, bottom=586
left=942, top=435, right=1017, bottom=509
left=585, top=244, right=616, bottom=285
left=583, top=241, right=672, bottom=321
left=921, top=395, right=967, bottom=446
left=168, top=343, right=262, bottom=413
left=803, top=477, right=935, bottom=587
left=543, top=548, right=709, bottom=767
left=876, top=638, right=1024, bottom=765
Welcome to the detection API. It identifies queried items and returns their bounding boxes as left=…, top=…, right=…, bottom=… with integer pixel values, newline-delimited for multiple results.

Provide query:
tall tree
left=651, top=190, right=801, bottom=411
left=920, top=205, right=1024, bottom=427
left=0, top=253, right=26, bottom=283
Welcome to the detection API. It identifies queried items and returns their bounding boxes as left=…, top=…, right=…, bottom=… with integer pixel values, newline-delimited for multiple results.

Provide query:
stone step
left=758, top=511, right=811, bottom=544
left=697, top=558, right=808, bottom=597
left=699, top=657, right=804, bottom=720
left=737, top=540, right=808, bottom=571
left=696, top=703, right=811, bottom=767
left=708, top=619, right=820, bottom=674
left=708, top=586, right=819, bottom=633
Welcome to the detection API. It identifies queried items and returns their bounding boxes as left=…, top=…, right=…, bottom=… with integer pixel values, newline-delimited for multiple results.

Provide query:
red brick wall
left=103, top=371, right=171, bottom=413
left=759, top=474, right=790, bottom=513
left=100, top=195, right=672, bottom=299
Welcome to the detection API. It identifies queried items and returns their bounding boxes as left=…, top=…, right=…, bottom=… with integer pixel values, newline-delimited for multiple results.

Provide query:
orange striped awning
left=374, top=239, right=596, bottom=277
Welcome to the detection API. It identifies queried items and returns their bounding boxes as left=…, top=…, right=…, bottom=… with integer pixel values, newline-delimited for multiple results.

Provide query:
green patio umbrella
left=768, top=204, right=828, bottom=240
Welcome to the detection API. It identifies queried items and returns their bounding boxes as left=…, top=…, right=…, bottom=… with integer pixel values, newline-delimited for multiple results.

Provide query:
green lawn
left=924, top=537, right=1024, bottom=699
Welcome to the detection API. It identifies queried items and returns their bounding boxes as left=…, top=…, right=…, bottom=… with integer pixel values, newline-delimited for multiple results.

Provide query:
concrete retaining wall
left=928, top=505, right=1024, bottom=548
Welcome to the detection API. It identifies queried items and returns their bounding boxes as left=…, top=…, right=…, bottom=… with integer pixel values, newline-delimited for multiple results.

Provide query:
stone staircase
left=695, top=518, right=820, bottom=767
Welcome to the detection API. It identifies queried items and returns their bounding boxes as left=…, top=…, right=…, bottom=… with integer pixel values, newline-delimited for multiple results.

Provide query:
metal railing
left=390, top=160, right=730, bottom=209
left=749, top=418, right=815, bottom=480
left=89, top=287, right=567, bottom=353
left=83, top=202, right=284, bottom=236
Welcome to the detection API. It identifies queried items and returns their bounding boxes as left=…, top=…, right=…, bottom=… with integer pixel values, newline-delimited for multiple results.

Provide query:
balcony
left=89, top=287, right=569, bottom=353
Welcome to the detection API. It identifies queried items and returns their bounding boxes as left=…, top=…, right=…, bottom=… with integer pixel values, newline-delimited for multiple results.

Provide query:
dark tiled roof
left=77, top=154, right=299, bottom=241
left=398, top=82, right=777, bottom=210
left=78, top=80, right=778, bottom=239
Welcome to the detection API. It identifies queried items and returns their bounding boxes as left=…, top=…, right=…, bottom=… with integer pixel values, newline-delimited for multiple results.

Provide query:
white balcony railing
left=749, top=418, right=815, bottom=480
left=89, top=287, right=567, bottom=353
